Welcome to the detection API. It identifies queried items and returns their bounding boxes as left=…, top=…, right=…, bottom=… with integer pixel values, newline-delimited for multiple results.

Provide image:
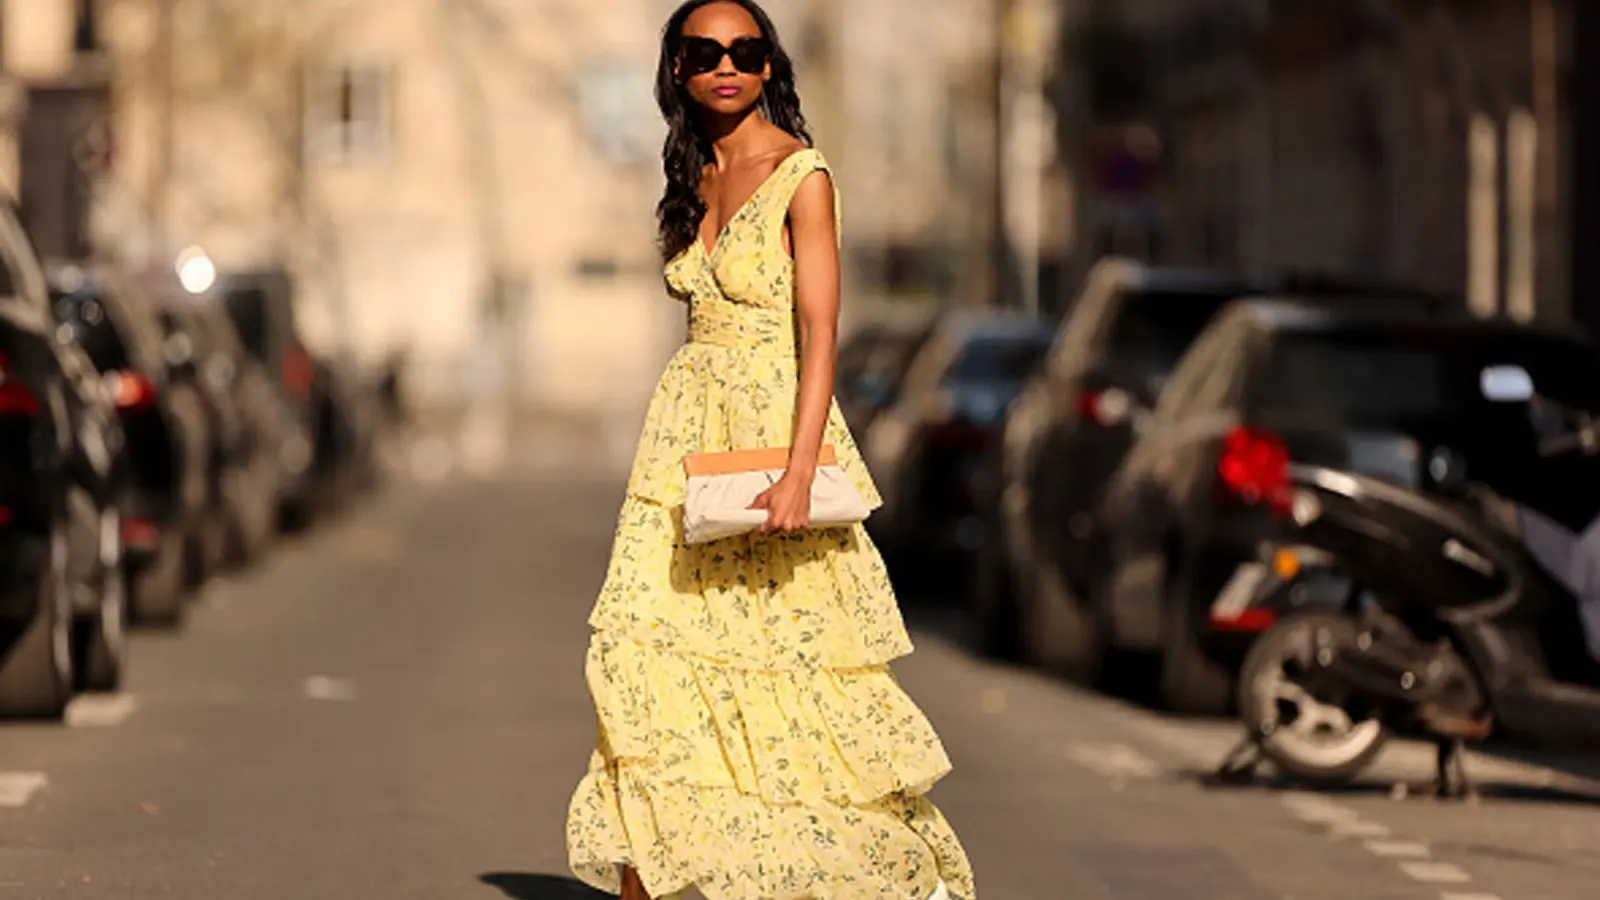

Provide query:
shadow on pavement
left=479, top=873, right=608, bottom=899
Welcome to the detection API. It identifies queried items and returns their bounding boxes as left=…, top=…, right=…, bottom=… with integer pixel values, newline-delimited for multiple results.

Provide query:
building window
left=304, top=63, right=392, bottom=164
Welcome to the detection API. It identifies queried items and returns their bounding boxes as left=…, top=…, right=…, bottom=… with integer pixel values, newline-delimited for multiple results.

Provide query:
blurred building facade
left=1, top=0, right=112, bottom=263
left=1055, top=0, right=1584, bottom=328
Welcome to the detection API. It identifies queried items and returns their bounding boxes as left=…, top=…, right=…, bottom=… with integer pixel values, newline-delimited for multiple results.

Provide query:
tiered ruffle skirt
left=566, top=344, right=976, bottom=900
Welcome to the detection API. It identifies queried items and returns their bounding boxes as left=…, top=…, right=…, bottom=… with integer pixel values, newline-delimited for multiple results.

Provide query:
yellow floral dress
left=566, top=148, right=976, bottom=900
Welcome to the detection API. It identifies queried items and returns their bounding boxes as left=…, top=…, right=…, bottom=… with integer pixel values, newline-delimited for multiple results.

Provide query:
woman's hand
left=749, top=469, right=815, bottom=534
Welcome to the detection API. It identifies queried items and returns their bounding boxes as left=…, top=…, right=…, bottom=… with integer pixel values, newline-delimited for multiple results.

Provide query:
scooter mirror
left=1480, top=364, right=1533, bottom=403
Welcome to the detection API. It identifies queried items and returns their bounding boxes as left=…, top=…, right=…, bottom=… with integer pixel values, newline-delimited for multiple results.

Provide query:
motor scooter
left=1209, top=363, right=1600, bottom=798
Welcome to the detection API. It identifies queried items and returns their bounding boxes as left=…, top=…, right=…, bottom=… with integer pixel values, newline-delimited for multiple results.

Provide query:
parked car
left=860, top=310, right=1054, bottom=560
left=972, top=257, right=1458, bottom=677
left=973, top=260, right=1270, bottom=666
left=1089, top=300, right=1551, bottom=714
left=836, top=321, right=934, bottom=435
left=218, top=269, right=318, bottom=528
left=48, top=262, right=210, bottom=627
left=150, top=293, right=287, bottom=573
left=176, top=295, right=285, bottom=564
left=0, top=208, right=131, bottom=716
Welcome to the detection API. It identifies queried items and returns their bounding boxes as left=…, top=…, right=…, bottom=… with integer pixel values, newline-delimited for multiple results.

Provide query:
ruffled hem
left=568, top=752, right=977, bottom=900
left=586, top=629, right=952, bottom=806
left=623, top=343, right=882, bottom=510
left=588, top=494, right=912, bottom=671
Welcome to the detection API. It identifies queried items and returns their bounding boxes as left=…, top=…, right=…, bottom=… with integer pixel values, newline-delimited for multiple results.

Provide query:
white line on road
left=65, top=693, right=139, bottom=728
left=302, top=675, right=359, bottom=702
left=0, top=772, right=48, bottom=808
left=1364, top=840, right=1431, bottom=859
left=1399, top=862, right=1473, bottom=884
left=1066, top=742, right=1161, bottom=783
left=1329, top=819, right=1393, bottom=838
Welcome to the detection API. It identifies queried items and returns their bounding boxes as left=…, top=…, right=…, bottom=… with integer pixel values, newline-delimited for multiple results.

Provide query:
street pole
left=434, top=0, right=513, bottom=474
left=1466, top=112, right=1499, bottom=319
left=1529, top=0, right=1560, bottom=316
left=150, top=0, right=175, bottom=261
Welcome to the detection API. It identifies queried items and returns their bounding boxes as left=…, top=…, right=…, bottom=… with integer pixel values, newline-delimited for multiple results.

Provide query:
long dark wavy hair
left=654, top=0, right=811, bottom=262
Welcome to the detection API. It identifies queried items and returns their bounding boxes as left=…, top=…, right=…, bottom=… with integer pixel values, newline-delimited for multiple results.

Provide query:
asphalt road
left=2, top=452, right=1600, bottom=900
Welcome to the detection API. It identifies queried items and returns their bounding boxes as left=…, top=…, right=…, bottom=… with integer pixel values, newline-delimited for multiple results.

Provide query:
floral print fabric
left=567, top=148, right=976, bottom=900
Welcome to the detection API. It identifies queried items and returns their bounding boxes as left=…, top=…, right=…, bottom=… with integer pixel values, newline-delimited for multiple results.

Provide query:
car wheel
left=1158, top=572, right=1236, bottom=716
left=129, top=532, right=186, bottom=628
left=1020, top=560, right=1102, bottom=683
left=0, top=527, right=75, bottom=719
left=75, top=510, right=127, bottom=692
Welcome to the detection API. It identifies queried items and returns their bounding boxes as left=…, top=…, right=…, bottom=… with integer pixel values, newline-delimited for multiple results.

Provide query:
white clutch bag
left=681, top=444, right=871, bottom=545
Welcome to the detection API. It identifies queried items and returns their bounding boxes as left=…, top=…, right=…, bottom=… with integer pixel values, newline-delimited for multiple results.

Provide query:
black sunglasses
left=678, top=36, right=772, bottom=77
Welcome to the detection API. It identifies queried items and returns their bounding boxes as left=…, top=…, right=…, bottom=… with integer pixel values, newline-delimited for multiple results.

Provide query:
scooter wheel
left=1239, top=611, right=1387, bottom=787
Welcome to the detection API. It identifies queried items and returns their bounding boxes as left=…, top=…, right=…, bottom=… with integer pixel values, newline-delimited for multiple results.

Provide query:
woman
left=565, top=2, right=976, bottom=898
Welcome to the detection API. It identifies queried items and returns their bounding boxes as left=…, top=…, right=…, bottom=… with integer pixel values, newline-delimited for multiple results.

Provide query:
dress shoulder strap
left=764, top=147, right=841, bottom=245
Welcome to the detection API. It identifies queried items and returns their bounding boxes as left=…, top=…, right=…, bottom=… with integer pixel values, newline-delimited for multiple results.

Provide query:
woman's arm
left=751, top=168, right=840, bottom=533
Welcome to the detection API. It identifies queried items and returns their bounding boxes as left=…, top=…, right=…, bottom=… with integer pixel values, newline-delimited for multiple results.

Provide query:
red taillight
left=1218, top=426, right=1291, bottom=515
left=1077, top=388, right=1132, bottom=428
left=107, top=370, right=158, bottom=410
left=284, top=346, right=314, bottom=398
left=0, top=351, right=38, bottom=416
left=1209, top=607, right=1278, bottom=632
left=121, top=517, right=160, bottom=551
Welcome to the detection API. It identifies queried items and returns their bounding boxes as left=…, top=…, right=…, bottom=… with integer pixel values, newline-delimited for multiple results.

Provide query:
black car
left=1089, top=301, right=1584, bottom=714
left=48, top=262, right=210, bottom=626
left=975, top=260, right=1269, bottom=667
left=859, top=311, right=1054, bottom=560
left=973, top=257, right=1456, bottom=677
left=0, top=209, right=130, bottom=715
left=836, top=321, right=935, bottom=434
left=178, top=296, right=284, bottom=564
left=218, top=270, right=318, bottom=528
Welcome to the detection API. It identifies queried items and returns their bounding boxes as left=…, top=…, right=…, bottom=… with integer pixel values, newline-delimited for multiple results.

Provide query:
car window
left=1097, top=289, right=1240, bottom=384
left=944, top=331, right=1053, bottom=383
left=1254, top=329, right=1600, bottom=421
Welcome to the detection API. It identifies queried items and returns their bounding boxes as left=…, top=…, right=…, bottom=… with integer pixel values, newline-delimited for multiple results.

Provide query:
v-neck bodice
left=664, top=148, right=841, bottom=320
left=623, top=147, right=876, bottom=510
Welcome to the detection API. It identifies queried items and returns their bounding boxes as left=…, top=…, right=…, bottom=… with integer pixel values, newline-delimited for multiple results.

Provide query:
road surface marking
left=1279, top=794, right=1362, bottom=823
left=0, top=772, right=48, bottom=807
left=1330, top=819, right=1392, bottom=838
left=1365, top=840, right=1430, bottom=859
left=302, top=675, right=359, bottom=702
left=65, top=693, right=139, bottom=728
left=1067, top=742, right=1160, bottom=782
left=1399, top=862, right=1472, bottom=884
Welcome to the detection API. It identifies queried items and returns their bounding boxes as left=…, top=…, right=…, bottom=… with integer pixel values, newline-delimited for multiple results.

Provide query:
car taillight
left=107, top=370, right=158, bottom=410
left=1077, top=388, right=1132, bottom=428
left=284, top=346, right=314, bottom=398
left=1217, top=426, right=1291, bottom=515
left=0, top=351, right=39, bottom=416
left=926, top=419, right=989, bottom=449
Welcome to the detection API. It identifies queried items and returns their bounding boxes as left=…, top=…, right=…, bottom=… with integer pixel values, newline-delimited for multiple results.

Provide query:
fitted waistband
left=686, top=299, right=796, bottom=354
